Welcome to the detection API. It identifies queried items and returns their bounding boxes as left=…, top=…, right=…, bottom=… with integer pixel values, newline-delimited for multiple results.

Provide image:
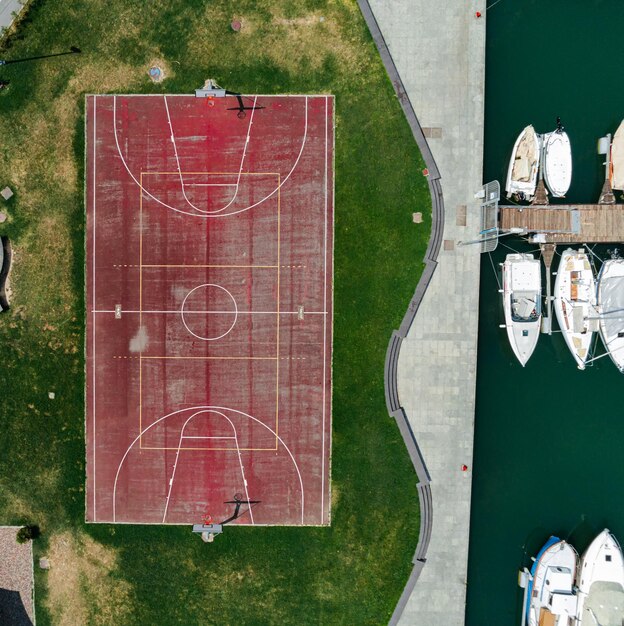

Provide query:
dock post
left=540, top=243, right=556, bottom=334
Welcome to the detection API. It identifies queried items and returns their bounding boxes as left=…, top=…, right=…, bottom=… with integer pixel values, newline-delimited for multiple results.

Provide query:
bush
left=16, top=524, right=39, bottom=543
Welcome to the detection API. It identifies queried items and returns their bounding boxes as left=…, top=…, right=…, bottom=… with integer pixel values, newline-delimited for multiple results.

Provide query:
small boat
left=610, top=120, right=624, bottom=190
left=543, top=124, right=572, bottom=198
left=524, top=536, right=578, bottom=626
left=502, top=253, right=542, bottom=366
left=506, top=125, right=541, bottom=201
left=597, top=256, right=624, bottom=372
left=576, top=529, right=624, bottom=625
left=553, top=248, right=597, bottom=370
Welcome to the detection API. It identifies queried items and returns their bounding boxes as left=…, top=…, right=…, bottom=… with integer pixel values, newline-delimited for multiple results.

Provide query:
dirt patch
left=46, top=531, right=132, bottom=626
left=129, top=325, right=149, bottom=352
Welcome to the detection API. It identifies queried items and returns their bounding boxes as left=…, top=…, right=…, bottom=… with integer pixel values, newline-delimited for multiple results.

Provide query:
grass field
left=0, top=1, right=431, bottom=623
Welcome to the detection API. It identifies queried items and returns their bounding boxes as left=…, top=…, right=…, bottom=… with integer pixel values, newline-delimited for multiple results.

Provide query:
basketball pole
left=191, top=494, right=261, bottom=542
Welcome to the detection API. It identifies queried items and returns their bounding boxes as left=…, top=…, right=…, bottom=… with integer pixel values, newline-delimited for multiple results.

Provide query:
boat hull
left=553, top=248, right=596, bottom=369
left=576, top=529, right=624, bottom=626
left=597, top=258, right=624, bottom=372
left=506, top=125, right=541, bottom=201
left=525, top=536, right=578, bottom=626
left=543, top=131, right=572, bottom=198
left=502, top=254, right=542, bottom=366
left=610, top=120, right=624, bottom=190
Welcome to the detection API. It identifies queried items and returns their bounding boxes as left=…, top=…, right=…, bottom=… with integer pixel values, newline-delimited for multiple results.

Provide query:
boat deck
left=499, top=204, right=624, bottom=243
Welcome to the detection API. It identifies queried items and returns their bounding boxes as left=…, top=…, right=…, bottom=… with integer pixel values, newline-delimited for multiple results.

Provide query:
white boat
left=502, top=253, right=542, bottom=366
left=610, top=120, right=624, bottom=190
left=576, top=529, right=624, bottom=626
left=553, top=248, right=597, bottom=370
left=506, top=125, right=541, bottom=201
left=523, top=536, right=578, bottom=626
left=543, top=129, right=572, bottom=198
left=597, top=257, right=624, bottom=372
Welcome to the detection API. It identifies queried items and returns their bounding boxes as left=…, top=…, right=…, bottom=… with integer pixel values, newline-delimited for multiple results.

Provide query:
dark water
left=466, top=2, right=624, bottom=624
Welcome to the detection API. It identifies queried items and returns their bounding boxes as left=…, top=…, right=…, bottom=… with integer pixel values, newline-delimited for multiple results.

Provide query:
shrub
left=16, top=524, right=39, bottom=543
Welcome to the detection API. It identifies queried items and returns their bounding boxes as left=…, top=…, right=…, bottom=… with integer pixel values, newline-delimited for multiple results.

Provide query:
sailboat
left=553, top=248, right=597, bottom=369
left=523, top=536, right=578, bottom=626
left=506, top=125, right=541, bottom=201
left=502, top=253, right=542, bottom=366
left=576, top=529, right=624, bottom=625
left=597, top=255, right=624, bottom=372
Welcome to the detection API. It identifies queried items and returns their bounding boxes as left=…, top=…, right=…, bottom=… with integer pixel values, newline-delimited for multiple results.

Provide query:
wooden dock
left=499, top=204, right=624, bottom=243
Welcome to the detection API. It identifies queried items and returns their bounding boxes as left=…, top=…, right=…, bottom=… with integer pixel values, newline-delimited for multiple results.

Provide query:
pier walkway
left=500, top=203, right=624, bottom=243
left=363, top=1, right=485, bottom=624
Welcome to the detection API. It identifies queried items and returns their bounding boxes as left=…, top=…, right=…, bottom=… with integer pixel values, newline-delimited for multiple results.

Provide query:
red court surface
left=85, top=94, right=334, bottom=525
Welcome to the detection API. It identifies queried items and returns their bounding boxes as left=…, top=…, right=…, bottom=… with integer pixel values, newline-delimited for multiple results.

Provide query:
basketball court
left=85, top=93, right=333, bottom=525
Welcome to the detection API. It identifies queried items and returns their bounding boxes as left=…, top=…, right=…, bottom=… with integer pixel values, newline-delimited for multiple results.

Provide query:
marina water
left=465, top=1, right=624, bottom=623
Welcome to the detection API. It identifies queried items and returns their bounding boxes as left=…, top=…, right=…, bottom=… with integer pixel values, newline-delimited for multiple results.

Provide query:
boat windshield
left=511, top=291, right=540, bottom=322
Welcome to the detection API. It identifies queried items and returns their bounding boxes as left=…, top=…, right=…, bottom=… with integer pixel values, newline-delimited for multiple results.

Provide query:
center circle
left=180, top=284, right=238, bottom=341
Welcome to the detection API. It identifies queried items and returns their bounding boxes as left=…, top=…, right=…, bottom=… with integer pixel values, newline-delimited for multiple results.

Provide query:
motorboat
left=543, top=125, right=572, bottom=198
left=506, top=125, right=541, bottom=201
left=597, top=256, right=624, bottom=372
left=501, top=253, right=542, bottom=366
left=576, top=529, right=624, bottom=625
left=610, top=120, right=624, bottom=190
left=553, top=248, right=598, bottom=370
left=522, top=536, right=578, bottom=626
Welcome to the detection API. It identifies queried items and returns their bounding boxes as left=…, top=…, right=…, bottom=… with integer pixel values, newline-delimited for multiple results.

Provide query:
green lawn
left=0, top=1, right=431, bottom=623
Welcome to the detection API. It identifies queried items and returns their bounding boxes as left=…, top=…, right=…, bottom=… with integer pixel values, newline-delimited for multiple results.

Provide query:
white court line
left=321, top=96, right=328, bottom=523
left=112, top=405, right=304, bottom=524
left=163, top=95, right=258, bottom=215
left=112, top=95, right=309, bottom=218
left=180, top=283, right=238, bottom=341
left=92, top=95, right=97, bottom=521
left=92, top=309, right=327, bottom=315
left=162, top=409, right=254, bottom=524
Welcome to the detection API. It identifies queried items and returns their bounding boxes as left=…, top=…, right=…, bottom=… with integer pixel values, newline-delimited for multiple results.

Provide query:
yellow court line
left=142, top=264, right=278, bottom=269
left=140, top=445, right=279, bottom=452
left=139, top=355, right=278, bottom=360
left=135, top=170, right=283, bottom=449
left=141, top=171, right=279, bottom=176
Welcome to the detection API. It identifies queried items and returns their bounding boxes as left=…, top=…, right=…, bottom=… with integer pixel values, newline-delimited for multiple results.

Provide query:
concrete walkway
left=0, top=0, right=26, bottom=32
left=364, top=2, right=486, bottom=624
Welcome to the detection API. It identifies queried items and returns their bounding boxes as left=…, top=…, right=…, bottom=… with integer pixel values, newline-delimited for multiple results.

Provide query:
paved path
left=0, top=0, right=25, bottom=32
left=363, top=1, right=486, bottom=624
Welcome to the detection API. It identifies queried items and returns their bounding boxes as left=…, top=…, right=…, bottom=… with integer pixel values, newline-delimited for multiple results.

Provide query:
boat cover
left=600, top=275, right=624, bottom=340
left=612, top=121, right=624, bottom=190
left=512, top=129, right=538, bottom=182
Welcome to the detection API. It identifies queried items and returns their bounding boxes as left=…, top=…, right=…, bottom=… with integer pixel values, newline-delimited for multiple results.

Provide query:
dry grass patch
left=9, top=214, right=75, bottom=325
left=190, top=2, right=370, bottom=79
left=46, top=531, right=132, bottom=626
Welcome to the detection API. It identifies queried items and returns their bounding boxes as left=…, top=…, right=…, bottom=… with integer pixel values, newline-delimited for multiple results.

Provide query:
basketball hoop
left=207, top=97, right=215, bottom=107
left=202, top=513, right=213, bottom=525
